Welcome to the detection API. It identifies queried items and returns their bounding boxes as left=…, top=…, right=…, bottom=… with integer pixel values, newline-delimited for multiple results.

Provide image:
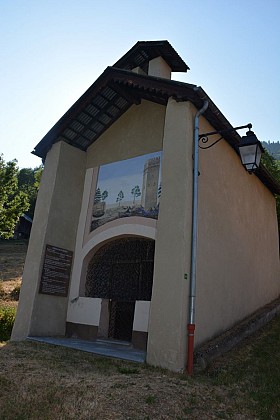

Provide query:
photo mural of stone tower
left=141, top=157, right=160, bottom=210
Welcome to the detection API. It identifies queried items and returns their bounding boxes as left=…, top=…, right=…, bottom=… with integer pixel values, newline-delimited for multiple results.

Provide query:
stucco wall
left=133, top=301, right=151, bottom=332
left=66, top=100, right=165, bottom=328
left=147, top=99, right=195, bottom=371
left=67, top=297, right=102, bottom=326
left=12, top=141, right=86, bottom=339
left=195, top=117, right=280, bottom=346
left=86, top=100, right=165, bottom=168
left=148, top=57, right=171, bottom=79
left=12, top=93, right=280, bottom=373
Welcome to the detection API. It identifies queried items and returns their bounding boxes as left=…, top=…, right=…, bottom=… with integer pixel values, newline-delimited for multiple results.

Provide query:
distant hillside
left=262, top=141, right=280, bottom=160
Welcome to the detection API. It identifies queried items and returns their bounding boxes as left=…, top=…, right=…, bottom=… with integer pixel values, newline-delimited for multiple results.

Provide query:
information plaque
left=39, top=245, right=73, bottom=297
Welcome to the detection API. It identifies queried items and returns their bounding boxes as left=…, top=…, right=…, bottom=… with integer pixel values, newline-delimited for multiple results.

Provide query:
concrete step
left=96, top=338, right=132, bottom=347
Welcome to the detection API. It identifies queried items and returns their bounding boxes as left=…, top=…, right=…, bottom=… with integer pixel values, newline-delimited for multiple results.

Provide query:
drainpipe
left=187, top=99, right=208, bottom=375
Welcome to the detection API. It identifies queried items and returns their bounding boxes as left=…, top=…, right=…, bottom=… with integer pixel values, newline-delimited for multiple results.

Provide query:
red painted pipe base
left=187, top=323, right=195, bottom=375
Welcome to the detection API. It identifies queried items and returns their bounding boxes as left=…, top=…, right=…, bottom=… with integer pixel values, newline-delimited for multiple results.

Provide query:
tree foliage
left=0, top=156, right=29, bottom=239
left=261, top=149, right=280, bottom=228
left=94, top=187, right=102, bottom=204
left=95, top=188, right=109, bottom=204
left=131, top=185, right=141, bottom=204
left=17, top=165, right=43, bottom=218
left=262, top=141, right=280, bottom=161
left=158, top=183, right=162, bottom=200
left=101, top=190, right=108, bottom=202
left=116, top=190, right=124, bottom=206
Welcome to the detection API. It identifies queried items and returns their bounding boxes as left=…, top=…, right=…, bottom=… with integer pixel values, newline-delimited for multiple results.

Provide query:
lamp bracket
left=199, top=123, right=252, bottom=150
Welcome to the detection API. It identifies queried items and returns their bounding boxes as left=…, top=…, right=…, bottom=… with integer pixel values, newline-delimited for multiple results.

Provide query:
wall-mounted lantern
left=238, top=129, right=264, bottom=173
left=198, top=123, right=264, bottom=174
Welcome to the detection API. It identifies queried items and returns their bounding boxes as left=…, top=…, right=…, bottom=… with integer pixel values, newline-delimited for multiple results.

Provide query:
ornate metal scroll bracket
left=199, top=134, right=224, bottom=149
left=198, top=123, right=252, bottom=150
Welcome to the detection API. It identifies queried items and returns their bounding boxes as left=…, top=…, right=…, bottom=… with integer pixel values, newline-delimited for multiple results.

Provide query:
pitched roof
left=32, top=46, right=280, bottom=196
left=113, top=40, right=189, bottom=73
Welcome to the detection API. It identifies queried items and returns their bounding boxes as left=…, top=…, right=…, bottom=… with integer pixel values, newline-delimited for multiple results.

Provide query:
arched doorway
left=85, top=237, right=155, bottom=342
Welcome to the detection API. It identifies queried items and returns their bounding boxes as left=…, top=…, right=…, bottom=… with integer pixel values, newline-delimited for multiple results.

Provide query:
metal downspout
left=187, top=100, right=208, bottom=375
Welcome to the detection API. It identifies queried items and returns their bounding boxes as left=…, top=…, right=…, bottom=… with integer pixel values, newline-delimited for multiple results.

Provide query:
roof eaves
left=32, top=67, right=280, bottom=196
left=257, top=164, right=280, bottom=196
left=32, top=67, right=198, bottom=159
left=32, top=67, right=117, bottom=159
left=113, top=40, right=189, bottom=73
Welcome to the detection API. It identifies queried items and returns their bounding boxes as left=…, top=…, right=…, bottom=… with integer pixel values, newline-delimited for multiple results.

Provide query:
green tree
left=101, top=190, right=108, bottom=202
left=158, top=182, right=162, bottom=200
left=262, top=141, right=280, bottom=160
left=17, top=165, right=43, bottom=218
left=116, top=190, right=124, bottom=207
left=131, top=185, right=141, bottom=205
left=261, top=149, right=280, bottom=229
left=94, top=188, right=102, bottom=204
left=0, top=156, right=29, bottom=239
left=34, top=166, right=43, bottom=190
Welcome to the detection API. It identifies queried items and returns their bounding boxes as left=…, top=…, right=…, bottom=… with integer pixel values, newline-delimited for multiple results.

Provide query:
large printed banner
left=91, top=151, right=162, bottom=232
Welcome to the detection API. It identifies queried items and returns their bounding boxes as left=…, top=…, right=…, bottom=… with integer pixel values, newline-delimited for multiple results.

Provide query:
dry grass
left=0, top=240, right=27, bottom=281
left=1, top=240, right=280, bottom=418
left=0, top=340, right=255, bottom=419
left=0, top=240, right=27, bottom=307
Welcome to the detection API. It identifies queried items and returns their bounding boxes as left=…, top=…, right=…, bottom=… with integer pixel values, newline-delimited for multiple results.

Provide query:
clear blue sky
left=1, top=0, right=279, bottom=168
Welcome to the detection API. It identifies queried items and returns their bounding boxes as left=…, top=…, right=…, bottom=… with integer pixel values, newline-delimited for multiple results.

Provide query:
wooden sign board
left=39, top=245, right=73, bottom=297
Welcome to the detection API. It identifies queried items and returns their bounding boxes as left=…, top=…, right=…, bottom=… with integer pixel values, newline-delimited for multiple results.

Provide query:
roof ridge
left=113, top=40, right=189, bottom=73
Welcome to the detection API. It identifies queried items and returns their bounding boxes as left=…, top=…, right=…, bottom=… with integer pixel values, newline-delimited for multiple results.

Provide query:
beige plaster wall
left=12, top=141, right=86, bottom=339
left=147, top=99, right=195, bottom=372
left=67, top=100, right=165, bottom=327
left=13, top=92, right=279, bottom=374
left=133, top=301, right=151, bottom=332
left=195, top=117, right=280, bottom=346
left=86, top=100, right=165, bottom=168
left=148, top=57, right=172, bottom=79
left=67, top=297, right=151, bottom=332
left=67, top=297, right=102, bottom=325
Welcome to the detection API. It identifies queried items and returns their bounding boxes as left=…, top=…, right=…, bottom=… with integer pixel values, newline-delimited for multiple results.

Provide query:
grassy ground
left=0, top=240, right=280, bottom=419
left=0, top=240, right=27, bottom=308
left=1, top=322, right=280, bottom=419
